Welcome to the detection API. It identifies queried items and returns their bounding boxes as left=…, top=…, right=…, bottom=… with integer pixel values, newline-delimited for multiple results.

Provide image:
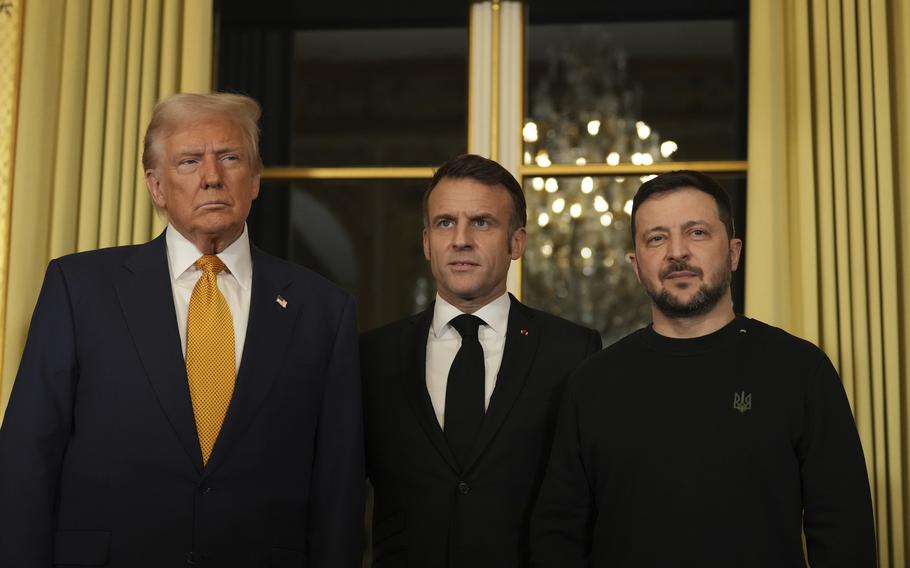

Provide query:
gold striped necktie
left=185, top=254, right=235, bottom=465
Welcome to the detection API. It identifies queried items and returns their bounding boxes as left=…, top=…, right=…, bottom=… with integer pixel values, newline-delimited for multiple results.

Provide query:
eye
left=473, top=218, right=491, bottom=228
left=176, top=158, right=199, bottom=172
left=436, top=219, right=454, bottom=229
left=690, top=228, right=708, bottom=238
left=646, top=234, right=665, bottom=245
left=221, top=154, right=240, bottom=163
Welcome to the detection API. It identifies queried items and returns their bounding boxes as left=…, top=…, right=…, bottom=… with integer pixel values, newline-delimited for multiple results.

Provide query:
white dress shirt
left=165, top=224, right=253, bottom=370
left=425, top=292, right=511, bottom=428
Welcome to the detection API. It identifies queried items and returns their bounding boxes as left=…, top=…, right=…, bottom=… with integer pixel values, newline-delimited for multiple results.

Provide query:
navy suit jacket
left=0, top=233, right=364, bottom=568
left=361, top=296, right=601, bottom=568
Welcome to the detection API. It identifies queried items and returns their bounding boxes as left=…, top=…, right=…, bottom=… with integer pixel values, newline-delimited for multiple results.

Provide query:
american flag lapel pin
left=520, top=328, right=529, bottom=336
left=276, top=295, right=288, bottom=309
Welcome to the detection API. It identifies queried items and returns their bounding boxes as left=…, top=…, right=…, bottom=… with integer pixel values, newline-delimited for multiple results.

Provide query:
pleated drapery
left=748, top=1, right=909, bottom=565
left=0, top=0, right=213, bottom=418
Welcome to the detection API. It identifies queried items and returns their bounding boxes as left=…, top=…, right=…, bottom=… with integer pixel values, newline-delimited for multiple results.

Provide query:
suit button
left=457, top=481, right=470, bottom=495
left=186, top=551, right=198, bottom=565
left=198, top=486, right=213, bottom=495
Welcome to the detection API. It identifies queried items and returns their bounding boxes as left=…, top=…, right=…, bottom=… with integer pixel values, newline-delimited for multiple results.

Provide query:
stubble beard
left=644, top=261, right=732, bottom=319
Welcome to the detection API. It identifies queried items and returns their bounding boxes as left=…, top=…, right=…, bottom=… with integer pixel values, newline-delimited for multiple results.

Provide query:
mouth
left=197, top=201, right=230, bottom=211
left=448, top=260, right=480, bottom=271
left=663, top=270, right=699, bottom=280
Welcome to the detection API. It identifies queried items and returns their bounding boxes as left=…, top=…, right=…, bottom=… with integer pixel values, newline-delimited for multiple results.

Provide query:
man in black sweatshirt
left=530, top=171, right=876, bottom=568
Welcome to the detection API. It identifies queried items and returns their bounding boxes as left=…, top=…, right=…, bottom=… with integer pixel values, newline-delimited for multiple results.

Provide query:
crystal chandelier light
left=522, top=39, right=678, bottom=344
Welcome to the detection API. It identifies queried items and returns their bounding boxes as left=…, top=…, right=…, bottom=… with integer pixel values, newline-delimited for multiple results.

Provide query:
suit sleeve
left=307, top=295, right=365, bottom=568
left=0, top=261, right=77, bottom=567
left=800, top=354, right=877, bottom=567
left=530, top=380, right=593, bottom=568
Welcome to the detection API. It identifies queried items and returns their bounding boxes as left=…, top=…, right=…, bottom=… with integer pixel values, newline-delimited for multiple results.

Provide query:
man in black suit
left=361, top=154, right=601, bottom=568
left=0, top=93, right=364, bottom=567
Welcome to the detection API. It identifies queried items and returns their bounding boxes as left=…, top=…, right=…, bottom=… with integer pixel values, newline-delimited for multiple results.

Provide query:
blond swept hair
left=142, top=92, right=263, bottom=173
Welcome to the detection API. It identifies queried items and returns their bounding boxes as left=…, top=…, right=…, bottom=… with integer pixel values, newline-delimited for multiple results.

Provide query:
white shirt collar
left=431, top=292, right=511, bottom=339
left=165, top=224, right=253, bottom=290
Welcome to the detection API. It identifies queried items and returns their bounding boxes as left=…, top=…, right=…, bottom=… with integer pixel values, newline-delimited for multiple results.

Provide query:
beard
left=643, top=259, right=732, bottom=319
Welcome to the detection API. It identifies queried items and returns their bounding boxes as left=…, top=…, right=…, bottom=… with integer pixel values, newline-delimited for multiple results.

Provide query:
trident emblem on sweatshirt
left=733, top=391, right=752, bottom=413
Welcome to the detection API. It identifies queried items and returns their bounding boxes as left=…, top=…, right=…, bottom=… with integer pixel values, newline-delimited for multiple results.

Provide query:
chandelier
left=521, top=39, right=678, bottom=344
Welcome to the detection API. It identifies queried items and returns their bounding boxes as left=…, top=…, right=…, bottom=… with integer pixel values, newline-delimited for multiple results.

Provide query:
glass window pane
left=524, top=20, right=747, bottom=165
left=289, top=27, right=468, bottom=167
left=217, top=4, right=469, bottom=169
left=252, top=181, right=433, bottom=332
left=522, top=174, right=746, bottom=345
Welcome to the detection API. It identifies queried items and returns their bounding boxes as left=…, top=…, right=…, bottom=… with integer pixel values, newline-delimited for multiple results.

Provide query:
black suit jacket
left=361, top=295, right=601, bottom=568
left=0, top=234, right=364, bottom=568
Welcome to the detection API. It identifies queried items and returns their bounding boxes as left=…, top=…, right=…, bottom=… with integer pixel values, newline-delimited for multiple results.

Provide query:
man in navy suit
left=0, top=93, right=364, bottom=567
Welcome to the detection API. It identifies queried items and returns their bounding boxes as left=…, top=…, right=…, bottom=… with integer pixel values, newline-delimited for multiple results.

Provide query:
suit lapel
left=115, top=233, right=203, bottom=473
left=203, top=246, right=298, bottom=476
left=402, top=306, right=460, bottom=473
left=463, top=295, right=540, bottom=472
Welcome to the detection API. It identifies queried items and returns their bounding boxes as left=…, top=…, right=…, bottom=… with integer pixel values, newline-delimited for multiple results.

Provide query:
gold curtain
left=748, top=1, right=909, bottom=566
left=0, top=0, right=214, bottom=419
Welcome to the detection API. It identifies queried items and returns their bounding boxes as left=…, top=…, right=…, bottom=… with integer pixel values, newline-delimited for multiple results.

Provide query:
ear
left=628, top=251, right=642, bottom=283
left=422, top=227, right=430, bottom=261
left=729, top=238, right=743, bottom=271
left=251, top=173, right=261, bottom=200
left=145, top=170, right=166, bottom=209
left=510, top=227, right=527, bottom=260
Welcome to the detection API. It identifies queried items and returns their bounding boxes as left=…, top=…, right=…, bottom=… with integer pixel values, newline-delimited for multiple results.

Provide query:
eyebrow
left=174, top=144, right=243, bottom=156
left=214, top=144, right=243, bottom=154
left=644, top=220, right=710, bottom=234
left=468, top=212, right=495, bottom=221
left=642, top=225, right=669, bottom=235
left=431, top=211, right=495, bottom=221
left=173, top=145, right=204, bottom=156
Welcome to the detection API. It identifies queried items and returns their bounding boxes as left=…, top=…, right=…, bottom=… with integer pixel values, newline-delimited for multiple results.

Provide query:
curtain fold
left=0, top=0, right=213, bottom=418
left=748, top=1, right=909, bottom=565
left=0, top=0, right=25, bottom=422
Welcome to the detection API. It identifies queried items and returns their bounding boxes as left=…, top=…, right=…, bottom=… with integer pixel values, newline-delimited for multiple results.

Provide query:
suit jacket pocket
left=269, top=547, right=306, bottom=568
left=54, top=530, right=110, bottom=566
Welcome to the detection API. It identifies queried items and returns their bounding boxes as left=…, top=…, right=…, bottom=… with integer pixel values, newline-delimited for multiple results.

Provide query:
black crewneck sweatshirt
left=531, top=316, right=876, bottom=568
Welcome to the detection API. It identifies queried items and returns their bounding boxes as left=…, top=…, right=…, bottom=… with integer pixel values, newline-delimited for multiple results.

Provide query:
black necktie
left=444, top=314, right=486, bottom=469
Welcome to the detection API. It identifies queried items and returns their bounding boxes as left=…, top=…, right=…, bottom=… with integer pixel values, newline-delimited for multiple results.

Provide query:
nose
left=666, top=233, right=689, bottom=262
left=200, top=155, right=223, bottom=189
left=451, top=221, right=472, bottom=249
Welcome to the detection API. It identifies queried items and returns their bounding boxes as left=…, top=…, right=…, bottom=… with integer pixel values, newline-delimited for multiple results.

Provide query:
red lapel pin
left=520, top=328, right=529, bottom=336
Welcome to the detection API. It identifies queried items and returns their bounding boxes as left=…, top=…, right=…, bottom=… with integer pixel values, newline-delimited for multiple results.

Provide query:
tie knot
left=195, top=255, right=226, bottom=275
left=450, top=314, right=485, bottom=339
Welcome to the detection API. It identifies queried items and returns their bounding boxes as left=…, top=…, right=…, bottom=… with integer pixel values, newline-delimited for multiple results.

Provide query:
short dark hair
left=424, top=154, right=527, bottom=234
left=631, top=170, right=735, bottom=242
